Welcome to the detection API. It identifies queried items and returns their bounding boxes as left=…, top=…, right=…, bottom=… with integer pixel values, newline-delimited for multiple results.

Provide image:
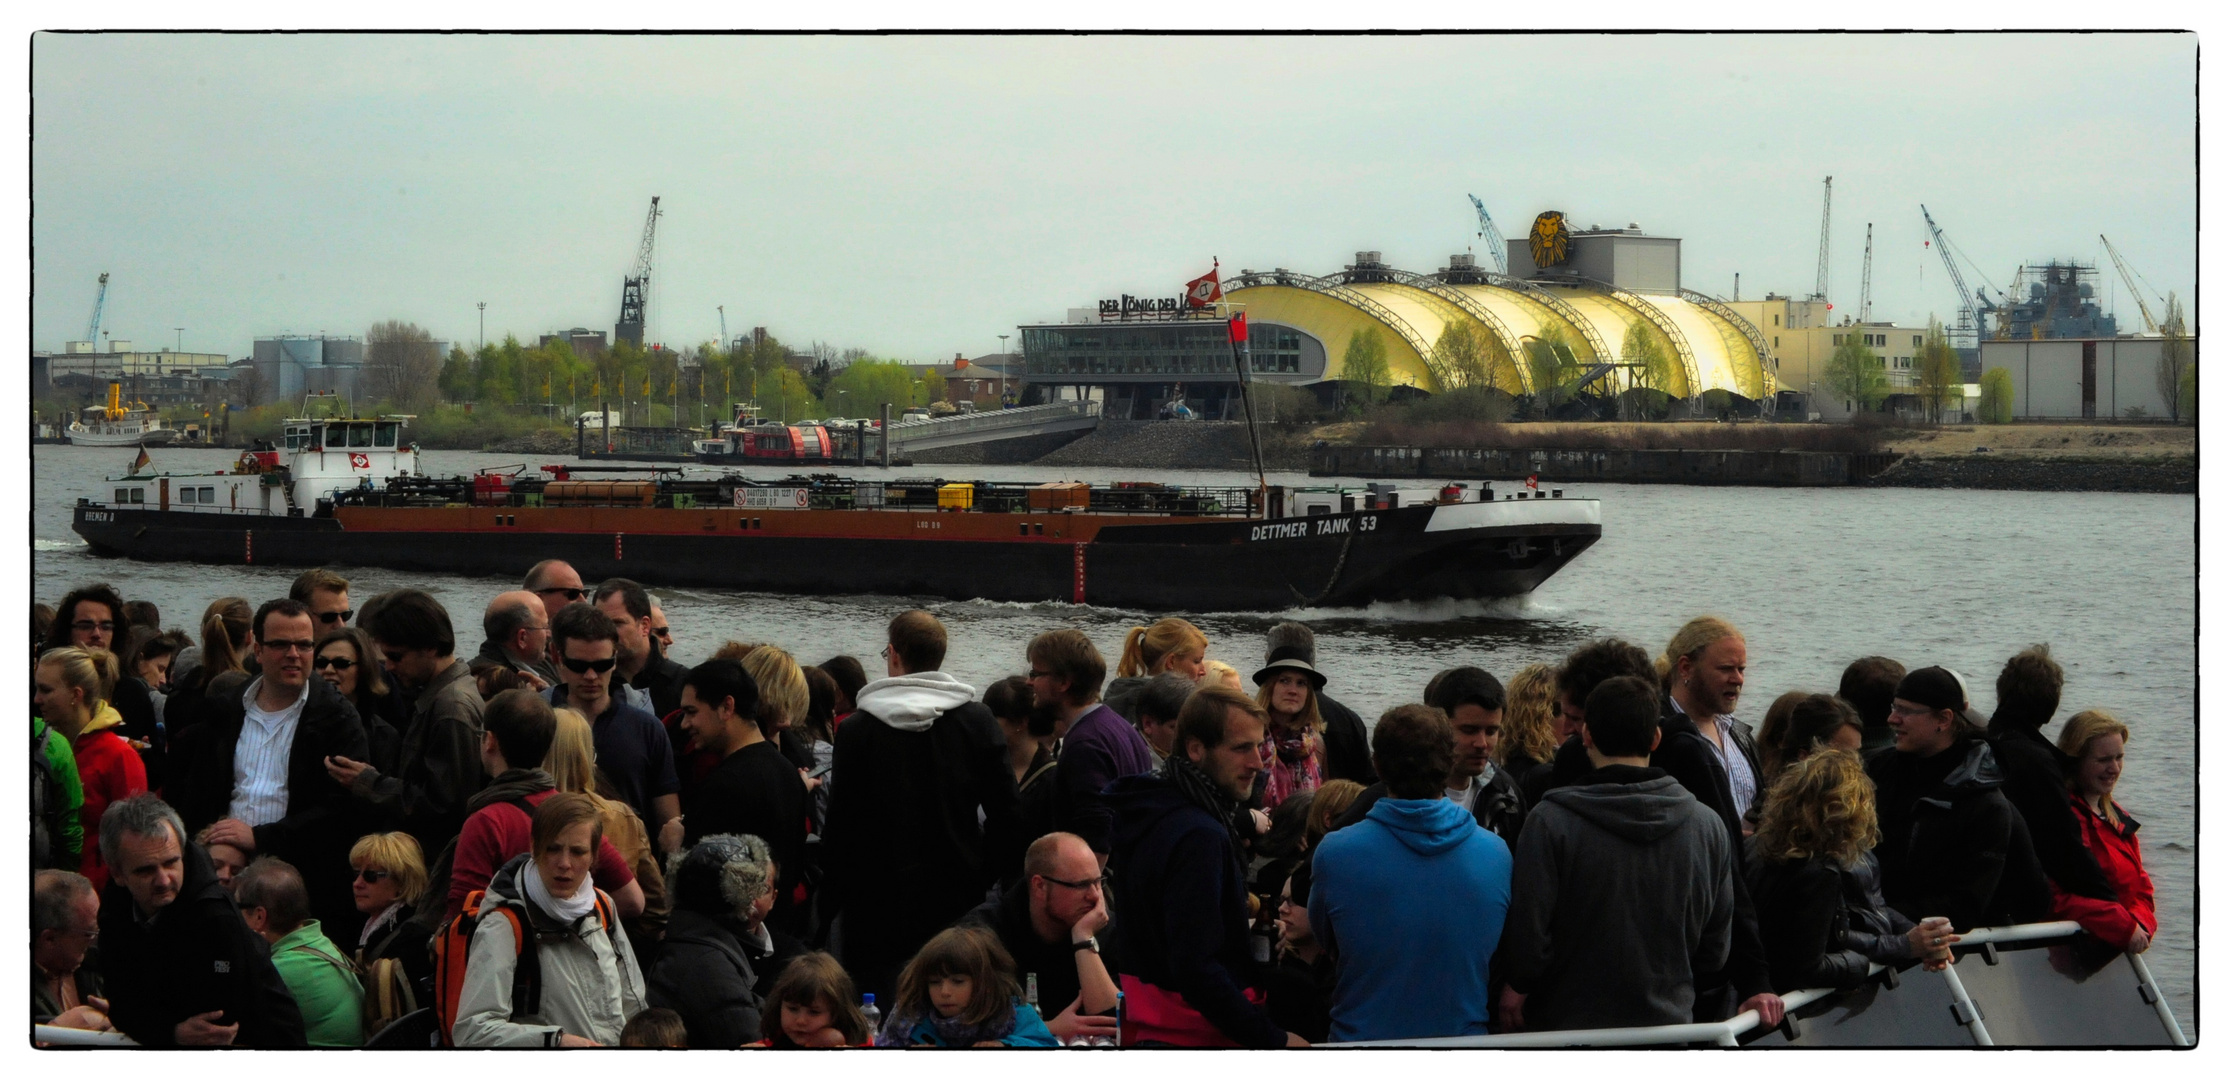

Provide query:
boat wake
left=1273, top=595, right=1548, bottom=624
left=35, top=538, right=87, bottom=551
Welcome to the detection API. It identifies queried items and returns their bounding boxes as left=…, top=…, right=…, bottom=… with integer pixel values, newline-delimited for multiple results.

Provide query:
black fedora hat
left=1252, top=655, right=1327, bottom=692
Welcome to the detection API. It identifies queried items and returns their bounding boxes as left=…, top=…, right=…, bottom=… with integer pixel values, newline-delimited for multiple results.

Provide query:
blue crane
left=1468, top=195, right=1509, bottom=274
left=86, top=272, right=109, bottom=343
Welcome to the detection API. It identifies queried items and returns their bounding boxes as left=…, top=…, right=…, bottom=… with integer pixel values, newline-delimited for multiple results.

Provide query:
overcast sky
left=31, top=32, right=2197, bottom=360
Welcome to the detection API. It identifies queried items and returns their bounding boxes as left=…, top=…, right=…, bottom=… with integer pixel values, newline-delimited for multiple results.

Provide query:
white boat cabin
left=103, top=415, right=418, bottom=517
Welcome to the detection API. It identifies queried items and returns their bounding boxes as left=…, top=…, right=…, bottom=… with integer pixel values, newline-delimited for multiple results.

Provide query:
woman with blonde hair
left=2050, top=710, right=2156, bottom=953
left=1748, top=750, right=1955, bottom=993
left=1251, top=652, right=1328, bottom=811
left=350, top=830, right=435, bottom=1007
left=36, top=647, right=145, bottom=891
left=549, top=707, right=669, bottom=951
left=1103, top=618, right=1209, bottom=722
left=1495, top=664, right=1561, bottom=780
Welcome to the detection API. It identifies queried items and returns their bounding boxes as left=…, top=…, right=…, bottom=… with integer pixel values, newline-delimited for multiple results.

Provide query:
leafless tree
left=363, top=320, right=441, bottom=409
left=2156, top=293, right=2191, bottom=422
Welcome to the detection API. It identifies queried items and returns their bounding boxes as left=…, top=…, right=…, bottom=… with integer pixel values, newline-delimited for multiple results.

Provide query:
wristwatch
left=1072, top=936, right=1100, bottom=954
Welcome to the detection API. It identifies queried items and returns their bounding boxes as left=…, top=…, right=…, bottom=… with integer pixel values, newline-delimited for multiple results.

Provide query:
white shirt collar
left=241, top=675, right=313, bottom=716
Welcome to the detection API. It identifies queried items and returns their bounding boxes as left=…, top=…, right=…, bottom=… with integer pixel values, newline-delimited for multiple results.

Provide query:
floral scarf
left=1260, top=722, right=1323, bottom=811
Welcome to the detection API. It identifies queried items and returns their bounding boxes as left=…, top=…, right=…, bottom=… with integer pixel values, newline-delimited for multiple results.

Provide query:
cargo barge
left=70, top=412, right=1602, bottom=612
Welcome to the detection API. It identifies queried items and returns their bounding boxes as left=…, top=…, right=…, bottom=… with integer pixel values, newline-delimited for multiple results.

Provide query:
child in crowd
left=1204, top=660, right=1243, bottom=693
left=621, top=1008, right=688, bottom=1048
left=876, top=927, right=1060, bottom=1047
left=752, top=952, right=871, bottom=1048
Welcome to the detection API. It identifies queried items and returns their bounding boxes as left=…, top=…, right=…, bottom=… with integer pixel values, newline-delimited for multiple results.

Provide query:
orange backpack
left=430, top=885, right=616, bottom=1046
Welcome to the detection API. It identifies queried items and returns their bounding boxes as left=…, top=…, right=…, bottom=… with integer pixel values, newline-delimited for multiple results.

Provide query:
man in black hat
left=1263, top=622, right=1373, bottom=785
left=1865, top=666, right=2051, bottom=933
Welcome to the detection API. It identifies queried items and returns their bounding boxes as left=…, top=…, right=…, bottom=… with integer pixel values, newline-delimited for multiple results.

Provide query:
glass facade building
left=1020, top=320, right=1319, bottom=380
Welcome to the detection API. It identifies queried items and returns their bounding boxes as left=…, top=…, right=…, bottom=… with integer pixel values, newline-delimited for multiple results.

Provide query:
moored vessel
left=66, top=381, right=178, bottom=447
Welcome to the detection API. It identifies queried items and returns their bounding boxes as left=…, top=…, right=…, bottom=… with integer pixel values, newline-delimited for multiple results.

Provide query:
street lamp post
left=996, top=334, right=1009, bottom=407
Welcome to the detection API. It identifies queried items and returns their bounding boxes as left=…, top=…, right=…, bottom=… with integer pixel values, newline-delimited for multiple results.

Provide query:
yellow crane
left=2100, top=234, right=2163, bottom=334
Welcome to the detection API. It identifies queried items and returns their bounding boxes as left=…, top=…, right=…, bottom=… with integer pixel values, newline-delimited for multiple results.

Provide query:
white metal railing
left=1340, top=920, right=2185, bottom=1049
left=33, top=1025, right=137, bottom=1047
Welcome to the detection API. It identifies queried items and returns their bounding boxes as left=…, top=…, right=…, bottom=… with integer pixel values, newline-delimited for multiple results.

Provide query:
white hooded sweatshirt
left=852, top=671, right=978, bottom=732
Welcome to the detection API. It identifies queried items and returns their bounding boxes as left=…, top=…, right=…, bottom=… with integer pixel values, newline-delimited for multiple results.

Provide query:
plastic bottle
left=1114, top=989, right=1125, bottom=1048
left=861, top=993, right=881, bottom=1044
left=1026, top=972, right=1039, bottom=1014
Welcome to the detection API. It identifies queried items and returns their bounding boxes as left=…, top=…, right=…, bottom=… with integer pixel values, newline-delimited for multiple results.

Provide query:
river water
left=33, top=443, right=2197, bottom=1030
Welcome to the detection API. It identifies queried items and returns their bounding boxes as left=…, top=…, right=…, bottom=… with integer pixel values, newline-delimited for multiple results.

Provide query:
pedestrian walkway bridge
left=883, top=399, right=1101, bottom=453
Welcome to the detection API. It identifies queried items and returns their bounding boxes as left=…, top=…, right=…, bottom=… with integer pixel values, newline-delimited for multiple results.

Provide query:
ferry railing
left=1343, top=920, right=2187, bottom=1049
left=33, top=1025, right=137, bottom=1047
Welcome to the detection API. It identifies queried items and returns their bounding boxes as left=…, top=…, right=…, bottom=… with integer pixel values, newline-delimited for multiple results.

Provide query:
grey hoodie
left=852, top=672, right=977, bottom=733
left=1499, top=765, right=1733, bottom=1032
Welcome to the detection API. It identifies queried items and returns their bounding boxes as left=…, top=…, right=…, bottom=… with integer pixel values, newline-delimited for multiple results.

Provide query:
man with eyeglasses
left=289, top=568, right=352, bottom=629
left=45, top=582, right=161, bottom=759
left=649, top=600, right=673, bottom=653
left=959, top=832, right=1121, bottom=1044
left=1026, top=629, right=1153, bottom=866
left=543, top=603, right=681, bottom=835
left=523, top=558, right=589, bottom=613
left=474, top=590, right=558, bottom=689
left=325, top=589, right=486, bottom=859
left=34, top=869, right=108, bottom=1032
left=171, top=598, right=372, bottom=943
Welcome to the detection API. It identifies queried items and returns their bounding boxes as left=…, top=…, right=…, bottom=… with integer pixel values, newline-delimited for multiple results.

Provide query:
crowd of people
left=31, top=569, right=2162, bottom=1048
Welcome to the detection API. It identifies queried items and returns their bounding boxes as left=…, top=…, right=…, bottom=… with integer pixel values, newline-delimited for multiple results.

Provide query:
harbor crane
left=1811, top=177, right=1832, bottom=304
left=1468, top=195, right=1510, bottom=274
left=1858, top=223, right=1874, bottom=323
left=1919, top=204, right=2003, bottom=351
left=86, top=272, right=110, bottom=343
left=615, top=196, right=662, bottom=349
left=2099, top=234, right=2165, bottom=335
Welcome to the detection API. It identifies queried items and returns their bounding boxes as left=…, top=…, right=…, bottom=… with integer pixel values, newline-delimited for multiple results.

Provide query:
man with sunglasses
left=170, top=598, right=371, bottom=943
left=288, top=568, right=353, bottom=630
left=959, top=831, right=1121, bottom=1045
left=523, top=558, right=589, bottom=614
left=544, top=603, right=681, bottom=834
left=325, top=589, right=486, bottom=859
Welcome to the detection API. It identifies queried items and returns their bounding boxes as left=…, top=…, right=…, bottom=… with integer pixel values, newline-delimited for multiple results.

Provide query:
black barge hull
left=71, top=500, right=1600, bottom=613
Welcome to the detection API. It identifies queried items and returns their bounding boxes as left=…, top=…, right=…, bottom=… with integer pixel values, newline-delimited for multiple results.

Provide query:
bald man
left=474, top=590, right=557, bottom=688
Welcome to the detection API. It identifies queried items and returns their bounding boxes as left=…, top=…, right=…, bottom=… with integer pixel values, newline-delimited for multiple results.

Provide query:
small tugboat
left=72, top=403, right=1603, bottom=612
left=67, top=381, right=178, bottom=447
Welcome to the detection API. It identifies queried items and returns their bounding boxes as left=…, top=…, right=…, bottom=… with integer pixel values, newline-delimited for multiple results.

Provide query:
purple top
left=1058, top=703, right=1158, bottom=854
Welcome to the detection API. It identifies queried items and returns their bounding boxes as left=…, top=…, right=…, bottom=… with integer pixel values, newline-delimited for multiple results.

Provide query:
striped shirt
left=229, top=677, right=310, bottom=827
left=1673, top=697, right=1757, bottom=822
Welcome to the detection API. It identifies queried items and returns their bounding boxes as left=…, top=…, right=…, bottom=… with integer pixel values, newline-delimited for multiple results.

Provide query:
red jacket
left=73, top=706, right=149, bottom=893
left=2049, top=793, right=2156, bottom=950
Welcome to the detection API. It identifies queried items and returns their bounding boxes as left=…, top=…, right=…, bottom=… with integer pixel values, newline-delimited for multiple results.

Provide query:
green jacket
left=269, top=921, right=366, bottom=1047
left=34, top=718, right=85, bottom=866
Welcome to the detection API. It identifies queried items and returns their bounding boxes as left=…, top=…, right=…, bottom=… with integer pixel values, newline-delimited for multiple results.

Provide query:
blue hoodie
left=1309, top=795, right=1512, bottom=1042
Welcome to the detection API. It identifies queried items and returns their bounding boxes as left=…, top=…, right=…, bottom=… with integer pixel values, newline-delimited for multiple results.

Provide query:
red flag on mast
left=1227, top=311, right=1248, bottom=344
left=1186, top=258, right=1223, bottom=309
